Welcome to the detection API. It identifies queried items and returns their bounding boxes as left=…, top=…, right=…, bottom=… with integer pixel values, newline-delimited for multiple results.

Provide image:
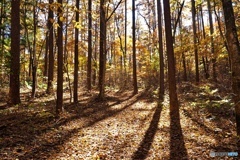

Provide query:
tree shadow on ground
left=170, top=111, right=188, bottom=160
left=0, top=91, right=147, bottom=159
left=132, top=103, right=162, bottom=160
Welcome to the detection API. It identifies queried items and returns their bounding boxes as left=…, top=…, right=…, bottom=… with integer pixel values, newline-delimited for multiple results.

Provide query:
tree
left=98, top=0, right=123, bottom=99
left=87, top=0, right=92, bottom=91
left=132, top=0, right=138, bottom=94
left=199, top=3, right=210, bottom=79
left=56, top=0, right=63, bottom=114
left=207, top=0, right=217, bottom=81
left=98, top=0, right=107, bottom=100
left=0, top=0, right=8, bottom=87
left=46, top=0, right=54, bottom=94
left=163, top=0, right=179, bottom=114
left=221, top=0, right=240, bottom=135
left=9, top=0, right=21, bottom=105
left=191, top=0, right=199, bottom=83
left=157, top=0, right=164, bottom=101
left=31, top=2, right=38, bottom=98
left=74, top=0, right=80, bottom=103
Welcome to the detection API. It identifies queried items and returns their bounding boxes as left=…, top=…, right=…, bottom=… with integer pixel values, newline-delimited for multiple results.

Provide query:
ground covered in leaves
left=0, top=82, right=238, bottom=159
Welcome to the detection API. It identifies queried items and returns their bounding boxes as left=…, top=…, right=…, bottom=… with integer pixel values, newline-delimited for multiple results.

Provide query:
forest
left=0, top=0, right=240, bottom=159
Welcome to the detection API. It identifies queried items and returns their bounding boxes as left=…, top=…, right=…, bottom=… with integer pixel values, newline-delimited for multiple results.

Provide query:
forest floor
left=0, top=82, right=239, bottom=159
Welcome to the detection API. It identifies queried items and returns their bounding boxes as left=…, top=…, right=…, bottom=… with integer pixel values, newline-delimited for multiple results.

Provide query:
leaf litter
left=0, top=84, right=238, bottom=159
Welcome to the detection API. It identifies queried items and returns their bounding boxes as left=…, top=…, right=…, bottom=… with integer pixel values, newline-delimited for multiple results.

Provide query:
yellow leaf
left=59, top=16, right=64, bottom=22
left=74, top=22, right=81, bottom=29
left=54, top=23, right=60, bottom=29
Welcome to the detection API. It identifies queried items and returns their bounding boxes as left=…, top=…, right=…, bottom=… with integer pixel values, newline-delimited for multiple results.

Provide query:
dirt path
left=0, top=87, right=238, bottom=159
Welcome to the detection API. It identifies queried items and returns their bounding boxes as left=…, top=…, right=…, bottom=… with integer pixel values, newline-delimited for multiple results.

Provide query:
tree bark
left=132, top=0, right=138, bottom=94
left=207, top=0, right=217, bottom=81
left=163, top=0, right=179, bottom=115
left=9, top=0, right=21, bottom=105
left=74, top=0, right=80, bottom=103
left=98, top=0, right=107, bottom=100
left=56, top=0, right=63, bottom=115
left=87, top=0, right=92, bottom=91
left=46, top=0, right=54, bottom=94
left=31, top=3, right=38, bottom=98
left=191, top=0, right=199, bottom=83
left=221, top=0, right=240, bottom=136
left=157, top=0, right=164, bottom=101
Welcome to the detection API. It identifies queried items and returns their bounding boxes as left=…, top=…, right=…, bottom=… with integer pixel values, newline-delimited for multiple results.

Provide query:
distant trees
left=1, top=0, right=239, bottom=119
left=98, top=0, right=123, bottom=99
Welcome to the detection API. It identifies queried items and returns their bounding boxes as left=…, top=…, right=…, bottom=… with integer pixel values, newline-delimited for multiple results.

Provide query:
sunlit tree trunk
left=98, top=0, right=107, bottom=99
left=191, top=0, right=199, bottom=83
left=179, top=17, right=187, bottom=81
left=173, top=0, right=185, bottom=42
left=44, top=32, right=49, bottom=78
left=9, top=0, right=20, bottom=105
left=93, top=22, right=98, bottom=87
left=221, top=0, right=240, bottom=136
left=213, top=0, right=231, bottom=70
left=163, top=0, right=179, bottom=114
left=74, top=0, right=80, bottom=103
left=56, top=0, right=63, bottom=115
left=132, top=0, right=138, bottom=94
left=207, top=0, right=217, bottom=81
left=46, top=0, right=54, bottom=94
left=157, top=0, right=164, bottom=101
left=200, top=4, right=210, bottom=79
left=64, top=2, right=72, bottom=103
left=124, top=0, right=127, bottom=84
left=31, top=3, right=38, bottom=98
left=87, top=0, right=92, bottom=91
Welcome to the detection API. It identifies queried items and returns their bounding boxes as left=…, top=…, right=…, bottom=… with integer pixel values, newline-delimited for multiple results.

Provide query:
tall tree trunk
left=44, top=32, right=49, bottom=78
left=32, top=3, right=38, bottom=98
left=74, top=0, right=80, bottom=103
left=9, top=0, right=20, bottom=105
left=132, top=0, right=138, bottom=94
left=56, top=0, right=63, bottom=115
left=98, top=0, right=107, bottom=100
left=163, top=0, right=179, bottom=114
left=173, top=0, right=185, bottom=42
left=157, top=0, right=164, bottom=101
left=87, top=0, right=92, bottom=91
left=200, top=4, right=210, bottom=79
left=191, top=0, right=199, bottom=83
left=0, top=0, right=6, bottom=86
left=221, top=0, right=240, bottom=136
left=64, top=2, right=72, bottom=103
left=179, top=16, right=187, bottom=81
left=207, top=0, right=217, bottom=81
left=47, top=0, right=54, bottom=94
left=124, top=0, right=127, bottom=85
left=213, top=0, right=231, bottom=69
left=93, top=22, right=98, bottom=87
